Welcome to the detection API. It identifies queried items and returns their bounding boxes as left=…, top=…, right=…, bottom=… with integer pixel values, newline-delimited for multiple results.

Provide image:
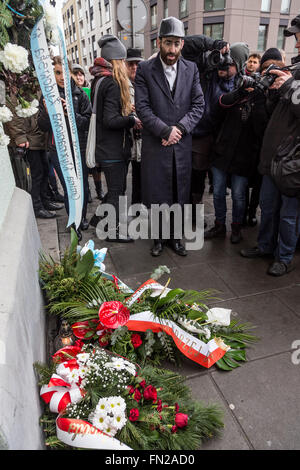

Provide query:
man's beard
left=160, top=48, right=181, bottom=66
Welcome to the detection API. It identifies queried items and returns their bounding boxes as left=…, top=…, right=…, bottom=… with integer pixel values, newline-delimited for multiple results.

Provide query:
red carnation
left=131, top=333, right=143, bottom=349
left=98, top=301, right=130, bottom=329
left=175, top=413, right=188, bottom=429
left=143, top=385, right=157, bottom=402
left=129, top=408, right=139, bottom=422
left=134, top=389, right=142, bottom=402
left=157, top=399, right=163, bottom=413
left=171, top=425, right=178, bottom=434
left=139, top=379, right=146, bottom=389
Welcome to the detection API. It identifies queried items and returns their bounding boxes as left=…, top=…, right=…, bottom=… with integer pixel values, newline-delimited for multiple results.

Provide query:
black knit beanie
left=260, top=48, right=283, bottom=68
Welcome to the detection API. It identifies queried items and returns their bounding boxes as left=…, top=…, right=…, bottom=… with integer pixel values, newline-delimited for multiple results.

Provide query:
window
left=151, top=4, right=157, bottom=30
left=277, top=26, right=286, bottom=49
left=99, top=3, right=103, bottom=26
left=258, top=24, right=268, bottom=51
left=203, top=23, right=224, bottom=40
left=261, top=0, right=271, bottom=12
left=280, top=0, right=290, bottom=14
left=151, top=38, right=157, bottom=54
left=204, top=0, right=225, bottom=11
left=163, top=0, right=168, bottom=18
left=105, top=2, right=110, bottom=23
left=179, top=0, right=188, bottom=19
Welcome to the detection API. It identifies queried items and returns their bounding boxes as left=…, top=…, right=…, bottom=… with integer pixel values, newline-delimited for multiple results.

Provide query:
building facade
left=62, top=0, right=118, bottom=73
left=144, top=0, right=300, bottom=63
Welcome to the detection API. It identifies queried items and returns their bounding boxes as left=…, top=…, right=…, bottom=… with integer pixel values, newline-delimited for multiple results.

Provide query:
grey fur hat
left=98, top=35, right=127, bottom=61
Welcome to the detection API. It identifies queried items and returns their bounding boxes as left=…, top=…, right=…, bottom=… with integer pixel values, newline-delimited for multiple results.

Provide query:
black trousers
left=49, top=149, right=89, bottom=219
left=101, top=160, right=128, bottom=224
left=26, top=149, right=49, bottom=211
left=131, top=160, right=142, bottom=205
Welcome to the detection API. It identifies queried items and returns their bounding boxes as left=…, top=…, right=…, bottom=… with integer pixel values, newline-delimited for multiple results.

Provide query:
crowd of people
left=4, top=13, right=300, bottom=277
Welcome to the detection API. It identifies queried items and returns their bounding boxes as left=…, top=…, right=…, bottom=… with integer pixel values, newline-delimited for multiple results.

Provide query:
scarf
left=89, top=57, right=113, bottom=78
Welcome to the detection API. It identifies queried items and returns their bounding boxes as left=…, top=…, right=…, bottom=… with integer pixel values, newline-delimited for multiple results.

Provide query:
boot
left=90, top=214, right=101, bottom=228
left=95, top=181, right=104, bottom=200
left=230, top=223, right=243, bottom=244
left=204, top=221, right=226, bottom=240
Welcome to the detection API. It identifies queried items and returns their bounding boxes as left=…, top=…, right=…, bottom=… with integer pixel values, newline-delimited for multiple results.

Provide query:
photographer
left=182, top=36, right=231, bottom=211
left=203, top=42, right=270, bottom=244
left=240, top=15, right=300, bottom=276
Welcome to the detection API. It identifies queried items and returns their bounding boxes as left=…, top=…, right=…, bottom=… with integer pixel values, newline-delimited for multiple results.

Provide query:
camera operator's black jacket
left=211, top=87, right=269, bottom=178
left=258, top=75, right=300, bottom=176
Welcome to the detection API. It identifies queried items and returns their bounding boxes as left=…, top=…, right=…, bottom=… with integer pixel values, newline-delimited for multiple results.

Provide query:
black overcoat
left=134, top=54, right=205, bottom=207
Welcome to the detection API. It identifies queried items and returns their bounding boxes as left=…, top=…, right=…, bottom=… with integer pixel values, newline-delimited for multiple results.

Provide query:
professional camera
left=237, top=64, right=282, bottom=92
left=207, top=49, right=234, bottom=69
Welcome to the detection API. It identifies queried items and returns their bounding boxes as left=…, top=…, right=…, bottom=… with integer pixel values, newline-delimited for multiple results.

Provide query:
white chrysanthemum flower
left=0, top=132, right=10, bottom=146
left=124, top=362, right=136, bottom=376
left=106, top=396, right=126, bottom=413
left=92, top=410, right=109, bottom=429
left=78, top=365, right=89, bottom=379
left=0, top=43, right=29, bottom=74
left=95, top=398, right=109, bottom=413
left=77, top=353, right=90, bottom=364
left=43, top=0, right=58, bottom=29
left=66, top=368, right=80, bottom=385
left=105, top=357, right=126, bottom=371
left=15, top=99, right=39, bottom=118
left=0, top=106, right=13, bottom=123
left=102, top=418, right=118, bottom=437
left=111, top=412, right=127, bottom=430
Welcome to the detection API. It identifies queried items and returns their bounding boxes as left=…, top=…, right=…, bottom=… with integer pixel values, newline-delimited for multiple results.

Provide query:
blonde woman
left=89, top=35, right=141, bottom=242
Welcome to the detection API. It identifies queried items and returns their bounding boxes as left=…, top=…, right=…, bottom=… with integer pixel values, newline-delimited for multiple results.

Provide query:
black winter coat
left=211, top=88, right=269, bottom=178
left=259, top=76, right=300, bottom=176
left=135, top=54, right=205, bottom=207
left=37, top=80, right=92, bottom=156
left=90, top=75, right=136, bottom=164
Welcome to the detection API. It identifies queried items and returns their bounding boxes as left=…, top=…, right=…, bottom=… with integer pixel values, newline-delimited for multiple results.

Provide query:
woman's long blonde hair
left=111, top=59, right=132, bottom=116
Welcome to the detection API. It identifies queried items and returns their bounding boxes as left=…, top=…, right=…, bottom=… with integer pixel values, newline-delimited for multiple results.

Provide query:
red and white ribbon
left=40, top=371, right=84, bottom=413
left=56, top=416, right=132, bottom=450
left=126, top=311, right=227, bottom=368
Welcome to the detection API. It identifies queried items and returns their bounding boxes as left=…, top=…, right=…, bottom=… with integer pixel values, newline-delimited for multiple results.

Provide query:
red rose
left=98, top=301, right=130, bottom=329
left=131, top=333, right=143, bottom=349
left=143, top=385, right=157, bottom=402
left=129, top=408, right=139, bottom=422
left=134, top=389, right=142, bottom=402
left=175, top=413, right=188, bottom=428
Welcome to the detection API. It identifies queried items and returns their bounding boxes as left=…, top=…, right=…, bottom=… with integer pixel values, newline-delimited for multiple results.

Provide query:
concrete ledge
left=0, top=188, right=46, bottom=450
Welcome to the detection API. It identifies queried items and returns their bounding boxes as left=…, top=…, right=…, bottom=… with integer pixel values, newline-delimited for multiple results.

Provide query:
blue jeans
left=211, top=167, right=248, bottom=225
left=258, top=175, right=300, bottom=264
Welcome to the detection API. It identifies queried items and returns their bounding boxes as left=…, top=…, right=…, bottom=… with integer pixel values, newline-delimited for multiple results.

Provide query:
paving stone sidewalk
left=37, top=171, right=300, bottom=451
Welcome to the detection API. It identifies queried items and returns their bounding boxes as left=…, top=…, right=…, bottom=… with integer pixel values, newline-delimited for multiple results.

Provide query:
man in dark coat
left=135, top=17, right=205, bottom=257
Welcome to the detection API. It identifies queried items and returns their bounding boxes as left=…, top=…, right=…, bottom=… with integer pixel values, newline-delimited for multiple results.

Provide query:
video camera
left=206, top=49, right=234, bottom=70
